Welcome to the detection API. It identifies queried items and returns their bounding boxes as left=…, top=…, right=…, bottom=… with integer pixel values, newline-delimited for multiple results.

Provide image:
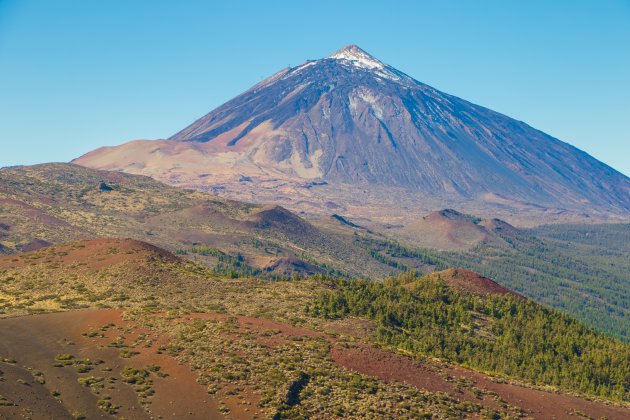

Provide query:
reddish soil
left=0, top=238, right=181, bottom=270
left=403, top=210, right=490, bottom=250
left=330, top=344, right=505, bottom=412
left=3, top=309, right=628, bottom=419
left=332, top=344, right=629, bottom=419
left=180, top=313, right=630, bottom=419
left=0, top=197, right=71, bottom=228
left=0, top=310, right=222, bottom=419
left=447, top=363, right=629, bottom=420
left=422, top=268, right=525, bottom=298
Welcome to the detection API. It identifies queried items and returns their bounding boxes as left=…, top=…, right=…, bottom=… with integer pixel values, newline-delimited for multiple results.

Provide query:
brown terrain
left=1, top=37, right=629, bottom=420
left=0, top=238, right=180, bottom=271
left=393, top=209, right=491, bottom=250
left=384, top=209, right=537, bottom=251
left=226, top=315, right=629, bottom=419
left=1, top=239, right=628, bottom=418
left=0, top=163, right=392, bottom=278
left=331, top=345, right=629, bottom=419
left=420, top=268, right=525, bottom=298
left=3, top=308, right=626, bottom=419
left=0, top=310, right=222, bottom=419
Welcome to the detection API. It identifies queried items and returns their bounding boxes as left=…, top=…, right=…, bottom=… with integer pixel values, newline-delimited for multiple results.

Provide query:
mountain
left=74, top=45, right=630, bottom=224
left=392, top=209, right=495, bottom=250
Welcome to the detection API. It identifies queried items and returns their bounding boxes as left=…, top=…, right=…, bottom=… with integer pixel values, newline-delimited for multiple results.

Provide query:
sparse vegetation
left=97, top=395, right=120, bottom=414
left=119, top=349, right=139, bottom=358
left=165, top=314, right=505, bottom=418
left=77, top=376, right=104, bottom=391
left=120, top=366, right=155, bottom=400
left=0, top=230, right=628, bottom=417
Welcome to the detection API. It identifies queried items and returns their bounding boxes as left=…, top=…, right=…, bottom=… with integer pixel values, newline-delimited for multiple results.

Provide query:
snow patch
left=329, top=45, right=385, bottom=70
left=349, top=88, right=384, bottom=119
left=328, top=46, right=408, bottom=82
left=294, top=61, right=317, bottom=72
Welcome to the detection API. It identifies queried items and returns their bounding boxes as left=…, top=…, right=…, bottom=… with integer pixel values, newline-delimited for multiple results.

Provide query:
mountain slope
left=2, top=164, right=627, bottom=339
left=0, top=163, right=390, bottom=277
left=359, top=221, right=630, bottom=341
left=75, top=45, right=630, bottom=222
left=312, top=271, right=630, bottom=401
left=0, top=238, right=204, bottom=317
left=423, top=268, right=525, bottom=298
left=1, top=241, right=628, bottom=417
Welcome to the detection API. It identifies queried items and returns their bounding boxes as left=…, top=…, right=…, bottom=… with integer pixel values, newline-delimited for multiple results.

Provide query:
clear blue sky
left=1, top=0, right=629, bottom=175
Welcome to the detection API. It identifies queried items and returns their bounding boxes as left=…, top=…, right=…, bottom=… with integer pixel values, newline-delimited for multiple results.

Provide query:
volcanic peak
left=328, top=44, right=385, bottom=69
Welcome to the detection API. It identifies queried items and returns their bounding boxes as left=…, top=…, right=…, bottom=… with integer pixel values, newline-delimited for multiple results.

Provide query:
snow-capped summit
left=328, top=44, right=385, bottom=69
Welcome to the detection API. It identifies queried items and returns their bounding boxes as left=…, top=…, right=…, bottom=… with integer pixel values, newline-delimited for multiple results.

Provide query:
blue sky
left=1, top=0, right=629, bottom=175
